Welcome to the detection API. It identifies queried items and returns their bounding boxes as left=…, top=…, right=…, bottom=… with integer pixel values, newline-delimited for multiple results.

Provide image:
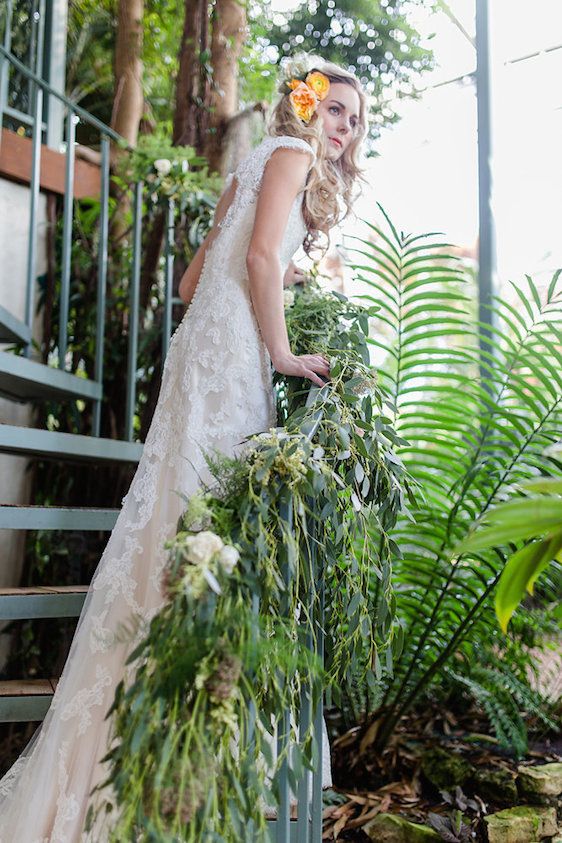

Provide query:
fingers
left=301, top=355, right=330, bottom=385
left=305, top=354, right=330, bottom=374
left=304, top=369, right=327, bottom=387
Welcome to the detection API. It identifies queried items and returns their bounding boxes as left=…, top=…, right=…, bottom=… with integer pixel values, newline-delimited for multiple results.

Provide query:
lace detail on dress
left=51, top=742, right=80, bottom=843
left=59, top=664, right=113, bottom=736
left=0, top=130, right=329, bottom=842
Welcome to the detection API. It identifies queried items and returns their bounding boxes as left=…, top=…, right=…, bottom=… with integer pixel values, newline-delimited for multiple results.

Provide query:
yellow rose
left=305, top=71, right=330, bottom=101
left=289, top=81, right=318, bottom=123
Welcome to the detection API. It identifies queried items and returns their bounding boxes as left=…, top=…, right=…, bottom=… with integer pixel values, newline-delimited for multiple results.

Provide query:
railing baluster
left=162, top=198, right=174, bottom=360
left=244, top=590, right=260, bottom=840
left=311, top=540, right=325, bottom=842
left=58, top=105, right=75, bottom=368
left=275, top=499, right=293, bottom=842
left=296, top=509, right=317, bottom=843
left=125, top=181, right=143, bottom=441
left=92, top=135, right=110, bottom=436
left=24, top=78, right=42, bottom=357
left=35, top=0, right=46, bottom=75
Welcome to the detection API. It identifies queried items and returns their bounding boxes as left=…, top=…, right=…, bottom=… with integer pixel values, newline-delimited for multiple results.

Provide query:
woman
left=0, top=53, right=368, bottom=840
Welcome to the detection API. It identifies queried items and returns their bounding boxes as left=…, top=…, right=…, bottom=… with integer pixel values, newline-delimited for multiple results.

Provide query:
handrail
left=0, top=44, right=132, bottom=149
left=0, top=44, right=177, bottom=443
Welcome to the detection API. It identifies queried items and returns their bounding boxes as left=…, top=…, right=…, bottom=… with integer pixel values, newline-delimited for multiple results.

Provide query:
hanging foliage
left=84, top=279, right=412, bottom=840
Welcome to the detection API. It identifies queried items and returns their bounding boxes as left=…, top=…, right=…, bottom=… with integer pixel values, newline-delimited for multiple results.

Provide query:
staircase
left=0, top=45, right=156, bottom=726
left=0, top=380, right=142, bottom=722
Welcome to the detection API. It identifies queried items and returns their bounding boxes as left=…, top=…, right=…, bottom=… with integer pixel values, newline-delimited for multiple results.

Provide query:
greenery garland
left=85, top=279, right=413, bottom=841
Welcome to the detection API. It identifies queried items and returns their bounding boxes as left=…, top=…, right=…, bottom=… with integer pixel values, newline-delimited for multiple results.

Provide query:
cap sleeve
left=234, top=134, right=315, bottom=199
left=261, top=134, right=316, bottom=168
left=218, top=135, right=315, bottom=231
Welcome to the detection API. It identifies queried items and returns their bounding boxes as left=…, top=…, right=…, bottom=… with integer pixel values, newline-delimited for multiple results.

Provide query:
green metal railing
left=0, top=43, right=177, bottom=442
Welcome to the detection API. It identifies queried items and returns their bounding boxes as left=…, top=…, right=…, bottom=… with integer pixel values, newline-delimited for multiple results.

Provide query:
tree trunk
left=109, top=0, right=145, bottom=242
left=111, top=0, right=144, bottom=152
left=206, top=0, right=248, bottom=173
left=174, top=0, right=209, bottom=150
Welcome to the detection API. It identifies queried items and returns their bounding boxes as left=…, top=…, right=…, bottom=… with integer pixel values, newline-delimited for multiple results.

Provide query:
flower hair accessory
left=285, top=70, right=330, bottom=123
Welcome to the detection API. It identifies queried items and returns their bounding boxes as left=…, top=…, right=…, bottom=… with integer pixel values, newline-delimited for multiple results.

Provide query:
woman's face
left=316, top=82, right=361, bottom=159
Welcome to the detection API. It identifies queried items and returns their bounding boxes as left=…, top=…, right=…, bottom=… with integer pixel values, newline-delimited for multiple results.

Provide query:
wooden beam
left=0, top=127, right=101, bottom=198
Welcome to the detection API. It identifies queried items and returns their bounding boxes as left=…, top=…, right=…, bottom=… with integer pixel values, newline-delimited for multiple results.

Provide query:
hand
left=272, top=351, right=330, bottom=387
left=282, top=260, right=309, bottom=288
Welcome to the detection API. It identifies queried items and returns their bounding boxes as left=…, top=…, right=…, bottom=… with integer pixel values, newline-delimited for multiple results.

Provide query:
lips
left=330, top=137, right=342, bottom=148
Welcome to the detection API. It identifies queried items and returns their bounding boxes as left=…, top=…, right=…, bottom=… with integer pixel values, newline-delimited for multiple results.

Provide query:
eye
left=329, top=105, right=339, bottom=114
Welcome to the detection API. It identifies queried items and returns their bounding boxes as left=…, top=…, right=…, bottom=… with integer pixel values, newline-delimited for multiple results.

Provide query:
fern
left=446, top=659, right=557, bottom=757
left=344, top=205, right=562, bottom=751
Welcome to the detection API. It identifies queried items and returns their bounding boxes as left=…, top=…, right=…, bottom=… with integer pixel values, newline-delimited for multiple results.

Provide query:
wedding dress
left=0, top=133, right=332, bottom=842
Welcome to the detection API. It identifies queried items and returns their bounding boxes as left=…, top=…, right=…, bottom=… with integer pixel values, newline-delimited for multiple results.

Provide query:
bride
left=0, top=54, right=367, bottom=840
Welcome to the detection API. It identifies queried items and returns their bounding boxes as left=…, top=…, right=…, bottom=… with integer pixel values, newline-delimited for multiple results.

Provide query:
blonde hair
left=267, top=52, right=370, bottom=260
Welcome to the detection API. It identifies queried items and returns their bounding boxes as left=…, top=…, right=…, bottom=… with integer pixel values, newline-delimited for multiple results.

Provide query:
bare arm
left=246, top=149, right=330, bottom=387
left=178, top=177, right=237, bottom=305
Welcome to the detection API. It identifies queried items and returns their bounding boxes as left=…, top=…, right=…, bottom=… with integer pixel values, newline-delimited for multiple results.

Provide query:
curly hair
left=267, top=52, right=371, bottom=260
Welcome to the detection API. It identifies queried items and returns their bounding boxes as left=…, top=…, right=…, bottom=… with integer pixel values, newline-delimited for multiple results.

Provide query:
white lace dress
left=0, top=133, right=332, bottom=842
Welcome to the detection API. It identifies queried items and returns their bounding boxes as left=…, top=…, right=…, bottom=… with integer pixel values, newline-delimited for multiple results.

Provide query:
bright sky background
left=271, top=0, right=562, bottom=293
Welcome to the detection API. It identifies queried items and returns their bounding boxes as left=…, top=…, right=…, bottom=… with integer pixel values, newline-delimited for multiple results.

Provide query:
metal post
left=162, top=198, right=175, bottom=360
left=35, top=0, right=46, bottom=93
left=59, top=106, right=76, bottom=367
left=310, top=551, right=325, bottom=841
left=275, top=500, right=293, bottom=842
left=125, top=181, right=143, bottom=441
left=92, top=136, right=110, bottom=436
left=24, top=82, right=42, bottom=355
left=475, top=0, right=498, bottom=375
left=296, top=513, right=315, bottom=842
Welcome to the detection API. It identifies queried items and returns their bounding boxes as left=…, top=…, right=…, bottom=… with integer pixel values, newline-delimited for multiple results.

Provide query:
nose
left=337, top=117, right=352, bottom=136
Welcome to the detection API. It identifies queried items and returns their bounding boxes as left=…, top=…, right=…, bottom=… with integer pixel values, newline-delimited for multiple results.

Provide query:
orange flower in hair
left=287, top=70, right=330, bottom=123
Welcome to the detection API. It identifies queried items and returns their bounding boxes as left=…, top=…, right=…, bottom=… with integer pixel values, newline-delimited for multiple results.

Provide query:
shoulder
left=230, top=134, right=316, bottom=200
left=259, top=134, right=316, bottom=165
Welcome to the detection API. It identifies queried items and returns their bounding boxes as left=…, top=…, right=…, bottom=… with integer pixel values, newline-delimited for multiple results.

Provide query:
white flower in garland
left=177, top=530, right=241, bottom=598
left=154, top=158, right=172, bottom=175
left=283, top=289, right=295, bottom=309
left=184, top=530, right=224, bottom=566
left=218, top=545, right=239, bottom=575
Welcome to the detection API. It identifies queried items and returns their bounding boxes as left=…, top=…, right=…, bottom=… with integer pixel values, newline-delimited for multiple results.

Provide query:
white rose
left=154, top=158, right=172, bottom=175
left=184, top=531, right=224, bottom=565
left=218, top=545, right=240, bottom=575
left=283, top=289, right=295, bottom=308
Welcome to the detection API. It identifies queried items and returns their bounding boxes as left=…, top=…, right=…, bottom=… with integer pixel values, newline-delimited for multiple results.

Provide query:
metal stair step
left=0, top=423, right=142, bottom=463
left=0, top=585, right=89, bottom=619
left=0, top=351, right=102, bottom=402
left=0, top=679, right=55, bottom=721
left=0, top=305, right=32, bottom=344
left=0, top=505, right=119, bottom=531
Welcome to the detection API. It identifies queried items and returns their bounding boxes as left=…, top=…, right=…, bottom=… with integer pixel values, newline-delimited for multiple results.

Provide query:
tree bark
left=206, top=0, right=248, bottom=173
left=111, top=0, right=144, bottom=152
left=109, top=0, right=145, bottom=242
left=174, top=0, right=209, bottom=150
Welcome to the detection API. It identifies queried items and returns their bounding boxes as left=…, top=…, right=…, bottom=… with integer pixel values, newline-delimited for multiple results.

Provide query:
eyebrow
left=328, top=99, right=359, bottom=120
